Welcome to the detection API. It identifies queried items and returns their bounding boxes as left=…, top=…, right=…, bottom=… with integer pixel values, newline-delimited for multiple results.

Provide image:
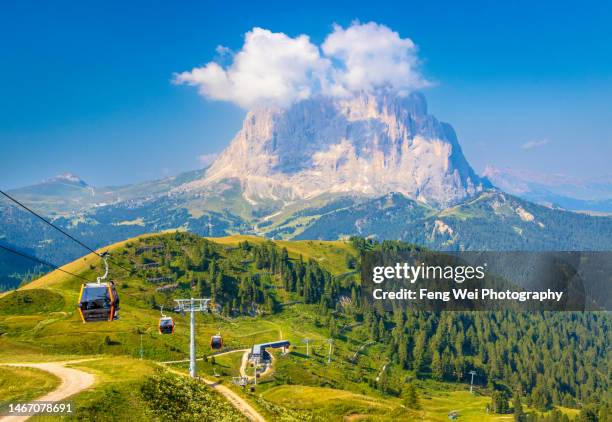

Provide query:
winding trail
left=161, top=365, right=265, bottom=422
left=160, top=348, right=248, bottom=365
left=239, top=350, right=250, bottom=378
left=238, top=321, right=283, bottom=380
left=351, top=340, right=375, bottom=363
left=160, top=349, right=265, bottom=420
left=202, top=378, right=265, bottom=422
left=0, top=360, right=96, bottom=422
left=239, top=350, right=274, bottom=379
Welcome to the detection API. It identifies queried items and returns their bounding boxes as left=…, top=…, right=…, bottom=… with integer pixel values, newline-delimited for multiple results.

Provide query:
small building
left=250, top=340, right=290, bottom=361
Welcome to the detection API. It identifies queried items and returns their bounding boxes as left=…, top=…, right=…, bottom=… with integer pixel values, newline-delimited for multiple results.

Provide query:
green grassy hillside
left=0, top=232, right=607, bottom=421
left=0, top=366, right=60, bottom=412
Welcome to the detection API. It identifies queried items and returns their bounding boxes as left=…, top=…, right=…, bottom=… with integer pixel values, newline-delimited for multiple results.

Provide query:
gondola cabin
left=210, top=334, right=223, bottom=350
left=159, top=316, right=175, bottom=334
left=77, top=282, right=119, bottom=322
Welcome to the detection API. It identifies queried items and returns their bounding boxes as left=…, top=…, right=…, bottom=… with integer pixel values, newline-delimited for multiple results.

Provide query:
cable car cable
left=0, top=243, right=96, bottom=284
left=0, top=190, right=132, bottom=274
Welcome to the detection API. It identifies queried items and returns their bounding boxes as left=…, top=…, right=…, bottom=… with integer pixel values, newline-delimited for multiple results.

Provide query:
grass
left=68, top=356, right=156, bottom=384
left=0, top=289, right=65, bottom=315
left=0, top=366, right=60, bottom=411
left=209, top=235, right=356, bottom=275
left=259, top=383, right=525, bottom=422
left=554, top=406, right=580, bottom=418
left=262, top=384, right=394, bottom=416
left=416, top=386, right=500, bottom=421
left=187, top=349, right=246, bottom=378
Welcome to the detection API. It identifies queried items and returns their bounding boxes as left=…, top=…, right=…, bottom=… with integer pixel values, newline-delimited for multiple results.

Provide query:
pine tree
left=378, top=319, right=386, bottom=341
left=513, top=389, right=524, bottom=421
left=402, top=383, right=420, bottom=410
left=351, top=286, right=358, bottom=307
left=378, top=367, right=390, bottom=394
left=328, top=315, right=339, bottom=338
left=197, top=276, right=206, bottom=297
left=491, top=390, right=509, bottom=414
left=432, top=351, right=444, bottom=381
left=412, top=331, right=427, bottom=376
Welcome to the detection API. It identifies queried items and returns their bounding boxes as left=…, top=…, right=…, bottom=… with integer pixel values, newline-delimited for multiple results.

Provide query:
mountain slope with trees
left=0, top=233, right=608, bottom=420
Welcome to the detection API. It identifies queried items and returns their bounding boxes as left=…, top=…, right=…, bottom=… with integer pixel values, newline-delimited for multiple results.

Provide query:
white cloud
left=521, top=139, right=550, bottom=150
left=215, top=45, right=232, bottom=56
left=173, top=22, right=427, bottom=109
left=322, top=22, right=429, bottom=96
left=174, top=27, right=328, bottom=109
left=198, top=153, right=218, bottom=167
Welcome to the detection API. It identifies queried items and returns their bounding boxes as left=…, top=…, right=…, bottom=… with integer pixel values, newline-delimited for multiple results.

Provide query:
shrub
left=140, top=370, right=244, bottom=421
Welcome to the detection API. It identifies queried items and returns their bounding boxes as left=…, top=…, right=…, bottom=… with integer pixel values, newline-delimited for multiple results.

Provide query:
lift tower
left=468, top=370, right=477, bottom=393
left=327, top=339, right=334, bottom=363
left=302, top=338, right=311, bottom=357
left=174, top=298, right=211, bottom=378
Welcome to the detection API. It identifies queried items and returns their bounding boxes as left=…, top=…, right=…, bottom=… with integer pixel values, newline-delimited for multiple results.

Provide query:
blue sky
left=1, top=0, right=611, bottom=189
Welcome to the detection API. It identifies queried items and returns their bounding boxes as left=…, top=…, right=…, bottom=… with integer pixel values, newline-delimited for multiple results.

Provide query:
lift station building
left=250, top=340, right=290, bottom=361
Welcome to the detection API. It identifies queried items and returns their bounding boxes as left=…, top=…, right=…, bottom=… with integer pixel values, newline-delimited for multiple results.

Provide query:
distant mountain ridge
left=484, top=166, right=612, bottom=214
left=5, top=169, right=205, bottom=216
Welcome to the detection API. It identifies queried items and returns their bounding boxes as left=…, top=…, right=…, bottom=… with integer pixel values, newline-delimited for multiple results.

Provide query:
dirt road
left=160, top=349, right=266, bottom=421
left=239, top=350, right=276, bottom=380
left=0, top=361, right=96, bottom=422
left=160, top=348, right=248, bottom=365
left=204, top=380, right=265, bottom=422
left=162, top=365, right=265, bottom=422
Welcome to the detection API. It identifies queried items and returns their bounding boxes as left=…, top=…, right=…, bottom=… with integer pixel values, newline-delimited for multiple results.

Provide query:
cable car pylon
left=174, top=298, right=211, bottom=378
left=327, top=338, right=334, bottom=363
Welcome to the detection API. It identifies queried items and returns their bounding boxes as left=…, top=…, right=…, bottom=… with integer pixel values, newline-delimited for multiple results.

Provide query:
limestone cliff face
left=185, top=91, right=489, bottom=207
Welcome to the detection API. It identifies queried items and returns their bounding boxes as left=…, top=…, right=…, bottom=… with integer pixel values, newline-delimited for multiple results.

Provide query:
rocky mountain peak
left=184, top=91, right=489, bottom=207
left=44, top=173, right=89, bottom=187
